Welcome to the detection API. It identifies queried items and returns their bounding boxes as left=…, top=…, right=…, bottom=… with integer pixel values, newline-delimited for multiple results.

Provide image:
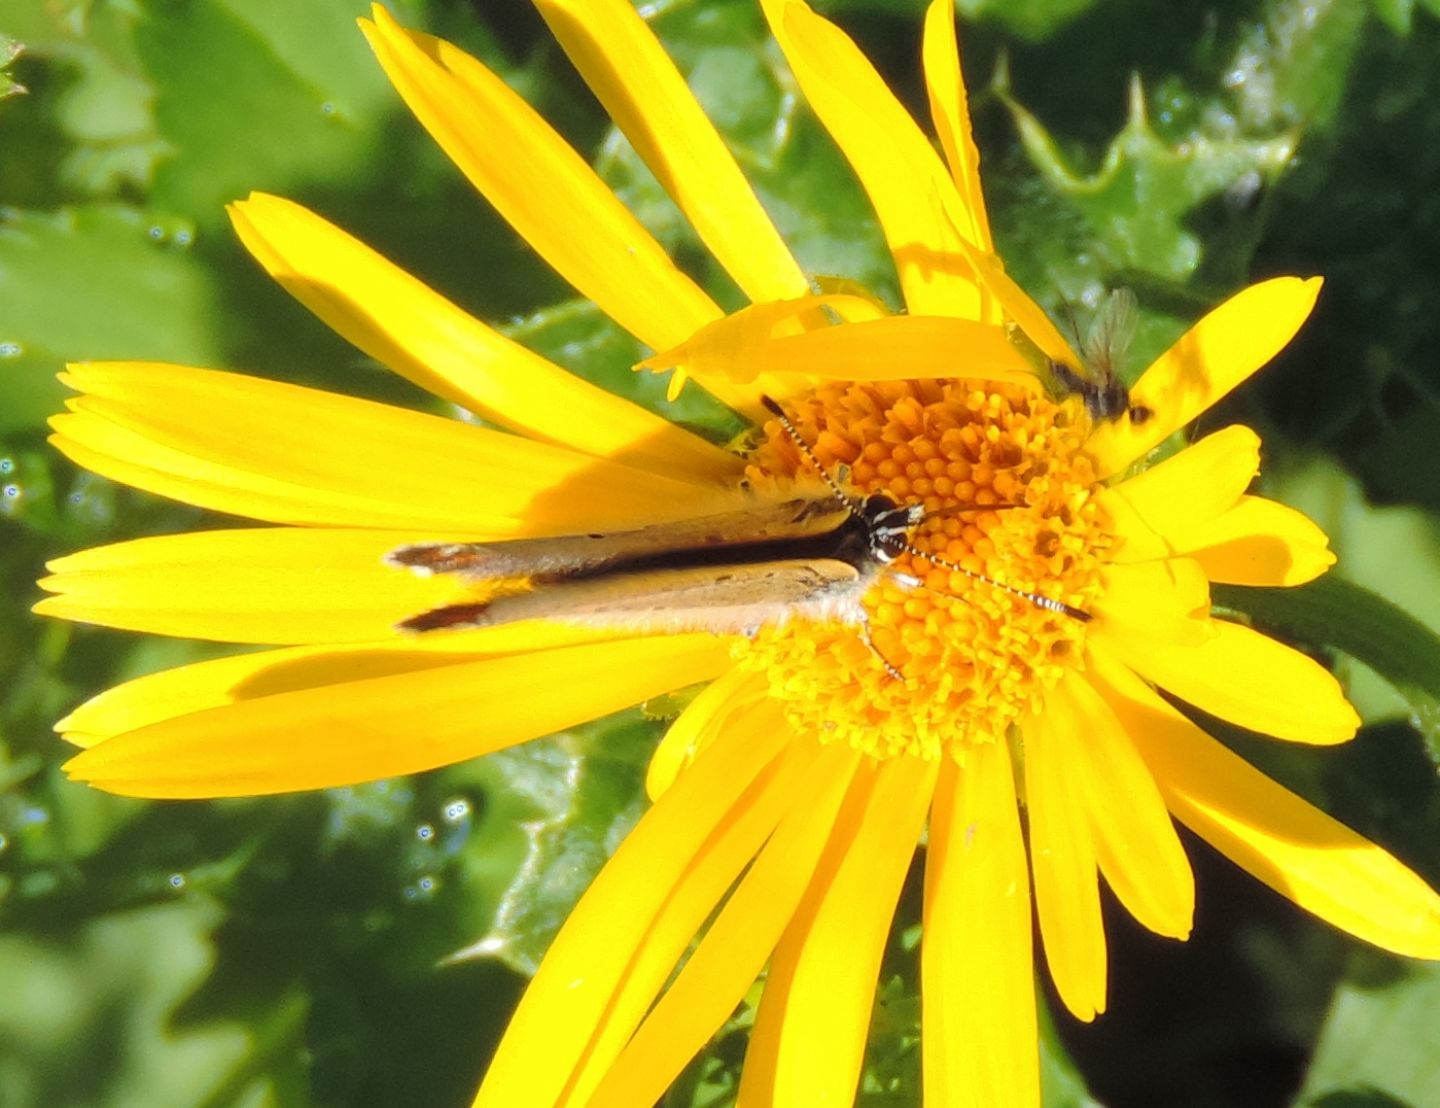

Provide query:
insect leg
left=857, top=615, right=904, bottom=682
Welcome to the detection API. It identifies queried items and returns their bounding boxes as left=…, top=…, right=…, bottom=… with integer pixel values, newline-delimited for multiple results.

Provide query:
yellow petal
left=534, top=0, right=809, bottom=305
left=1091, top=651, right=1440, bottom=960
left=361, top=6, right=721, bottom=354
left=52, top=362, right=719, bottom=531
left=1087, top=277, right=1323, bottom=478
left=1092, top=557, right=1213, bottom=648
left=559, top=722, right=831, bottom=1107
left=1107, top=424, right=1261, bottom=536
left=1098, top=430, right=1325, bottom=579
left=1093, top=486, right=1172, bottom=564
left=56, top=625, right=621, bottom=748
left=587, top=742, right=862, bottom=1108
left=646, top=665, right=767, bottom=800
left=35, top=527, right=478, bottom=644
left=637, top=294, right=890, bottom=415
left=736, top=754, right=937, bottom=1108
left=922, top=747, right=1038, bottom=1108
left=1063, top=663, right=1194, bottom=939
left=1106, top=617, right=1359, bottom=745
left=63, top=635, right=733, bottom=798
left=645, top=308, right=1036, bottom=392
left=922, top=0, right=993, bottom=251
left=1023, top=695, right=1107, bottom=1021
left=472, top=718, right=793, bottom=1108
left=756, top=315, right=1037, bottom=386
left=228, top=193, right=737, bottom=484
left=761, top=0, right=985, bottom=317
left=1176, top=495, right=1336, bottom=587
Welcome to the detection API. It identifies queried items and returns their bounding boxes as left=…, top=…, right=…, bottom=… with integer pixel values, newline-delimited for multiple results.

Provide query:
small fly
left=1050, top=287, right=1153, bottom=425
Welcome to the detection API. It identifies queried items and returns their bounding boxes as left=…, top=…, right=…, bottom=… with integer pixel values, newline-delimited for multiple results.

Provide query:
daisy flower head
left=37, top=1, right=1440, bottom=1106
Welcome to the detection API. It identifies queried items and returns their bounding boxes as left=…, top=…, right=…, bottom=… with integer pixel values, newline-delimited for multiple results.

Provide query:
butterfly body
left=387, top=492, right=923, bottom=637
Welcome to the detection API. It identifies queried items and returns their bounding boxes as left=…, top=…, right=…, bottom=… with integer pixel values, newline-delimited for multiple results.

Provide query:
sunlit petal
left=1087, top=277, right=1323, bottom=477
left=35, top=527, right=474, bottom=644
left=587, top=742, right=861, bottom=1108
left=52, top=362, right=724, bottom=531
left=1107, top=617, right=1360, bottom=745
left=1024, top=695, right=1107, bottom=1021
left=1091, top=557, right=1213, bottom=648
left=922, top=0, right=993, bottom=252
left=472, top=718, right=794, bottom=1108
left=1065, top=663, right=1194, bottom=939
left=647, top=665, right=768, bottom=800
left=229, top=193, right=738, bottom=482
left=55, top=625, right=623, bottom=748
left=922, top=748, right=1038, bottom=1108
left=637, top=294, right=890, bottom=414
left=1177, top=495, right=1336, bottom=587
left=1107, top=425, right=1261, bottom=535
left=644, top=308, right=1036, bottom=392
left=362, top=5, right=721, bottom=354
left=761, top=0, right=984, bottom=317
left=737, top=754, right=937, bottom=1107
left=1092, top=652, right=1440, bottom=960
left=64, top=636, right=733, bottom=798
left=535, top=0, right=809, bottom=304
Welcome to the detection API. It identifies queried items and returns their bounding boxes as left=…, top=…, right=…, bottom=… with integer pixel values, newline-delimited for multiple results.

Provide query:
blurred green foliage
left=3, top=0, right=1440, bottom=1105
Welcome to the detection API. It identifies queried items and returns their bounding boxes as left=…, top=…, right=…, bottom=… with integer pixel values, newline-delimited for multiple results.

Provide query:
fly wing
left=386, top=496, right=850, bottom=583
left=1083, top=287, right=1138, bottom=379
left=397, top=559, right=868, bottom=636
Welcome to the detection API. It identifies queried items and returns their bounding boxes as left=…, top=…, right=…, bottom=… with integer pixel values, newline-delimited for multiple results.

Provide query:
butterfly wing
left=397, top=559, right=867, bottom=636
left=387, top=496, right=850, bottom=583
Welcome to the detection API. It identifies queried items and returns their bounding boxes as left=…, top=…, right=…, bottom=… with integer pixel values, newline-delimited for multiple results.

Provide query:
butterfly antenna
left=760, top=395, right=858, bottom=508
left=762, top=396, right=1092, bottom=623
left=902, top=542, right=1092, bottom=622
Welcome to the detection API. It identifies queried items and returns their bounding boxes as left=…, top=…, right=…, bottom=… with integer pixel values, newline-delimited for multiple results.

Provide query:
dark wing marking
left=396, top=560, right=866, bottom=636
left=386, top=496, right=850, bottom=582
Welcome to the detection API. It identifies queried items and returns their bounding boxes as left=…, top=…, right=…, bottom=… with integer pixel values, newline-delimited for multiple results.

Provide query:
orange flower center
left=740, top=379, right=1107, bottom=760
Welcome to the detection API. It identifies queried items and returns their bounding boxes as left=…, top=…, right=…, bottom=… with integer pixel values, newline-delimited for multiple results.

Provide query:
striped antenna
left=759, top=395, right=859, bottom=511
left=760, top=394, right=1091, bottom=623
left=904, top=543, right=1092, bottom=622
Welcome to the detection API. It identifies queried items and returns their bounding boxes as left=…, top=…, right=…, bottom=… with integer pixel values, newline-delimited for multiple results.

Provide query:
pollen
left=740, top=379, right=1108, bottom=761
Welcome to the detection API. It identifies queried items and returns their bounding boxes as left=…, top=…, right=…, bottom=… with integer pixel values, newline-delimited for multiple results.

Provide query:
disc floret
left=742, top=380, right=1108, bottom=760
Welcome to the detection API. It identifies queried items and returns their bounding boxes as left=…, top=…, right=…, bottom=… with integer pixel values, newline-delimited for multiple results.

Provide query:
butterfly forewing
left=397, top=560, right=866, bottom=636
left=386, top=496, right=853, bottom=583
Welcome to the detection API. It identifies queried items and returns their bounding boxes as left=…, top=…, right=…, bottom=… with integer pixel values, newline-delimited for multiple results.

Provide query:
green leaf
left=1248, top=13, right=1440, bottom=510
left=0, top=900, right=264, bottom=1108
left=955, top=0, right=1100, bottom=41
left=996, top=70, right=1297, bottom=285
left=1371, top=0, right=1416, bottom=34
left=1, top=0, right=165, bottom=199
left=1296, top=959, right=1440, bottom=1107
left=0, top=205, right=220, bottom=433
left=819, top=0, right=1099, bottom=40
left=1039, top=1000, right=1103, bottom=1108
left=136, top=0, right=407, bottom=227
left=500, top=298, right=747, bottom=442
left=1226, top=0, right=1369, bottom=133
left=460, top=712, right=658, bottom=976
left=0, top=34, right=24, bottom=98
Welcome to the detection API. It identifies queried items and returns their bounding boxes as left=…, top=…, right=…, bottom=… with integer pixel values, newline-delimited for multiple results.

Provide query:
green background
left=4, top=0, right=1440, bottom=1105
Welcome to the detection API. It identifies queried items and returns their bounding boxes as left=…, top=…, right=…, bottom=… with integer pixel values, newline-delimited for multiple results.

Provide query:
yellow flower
left=36, top=1, right=1440, bottom=1106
